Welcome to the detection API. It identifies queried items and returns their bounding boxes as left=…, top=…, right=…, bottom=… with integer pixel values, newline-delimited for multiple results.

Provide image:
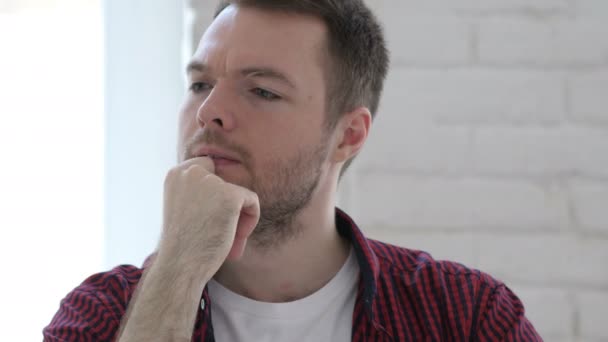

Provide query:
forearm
left=117, top=258, right=211, bottom=342
left=116, top=157, right=257, bottom=341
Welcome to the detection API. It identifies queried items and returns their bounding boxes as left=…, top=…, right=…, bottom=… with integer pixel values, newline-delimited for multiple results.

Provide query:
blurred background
left=0, top=0, right=606, bottom=340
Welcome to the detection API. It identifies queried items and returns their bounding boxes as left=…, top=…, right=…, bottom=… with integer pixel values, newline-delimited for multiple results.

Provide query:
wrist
left=151, top=250, right=214, bottom=292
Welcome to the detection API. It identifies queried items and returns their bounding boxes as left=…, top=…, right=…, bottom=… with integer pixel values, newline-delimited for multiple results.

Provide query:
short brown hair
left=214, top=0, right=389, bottom=175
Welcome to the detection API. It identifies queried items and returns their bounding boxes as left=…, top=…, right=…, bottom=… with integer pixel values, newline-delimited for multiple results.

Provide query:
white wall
left=103, top=0, right=184, bottom=267
left=187, top=1, right=607, bottom=341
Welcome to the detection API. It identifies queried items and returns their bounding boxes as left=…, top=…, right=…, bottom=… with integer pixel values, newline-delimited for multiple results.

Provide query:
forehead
left=192, top=5, right=328, bottom=80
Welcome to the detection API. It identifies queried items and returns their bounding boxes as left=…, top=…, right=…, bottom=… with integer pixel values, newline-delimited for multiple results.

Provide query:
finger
left=227, top=236, right=248, bottom=260
left=226, top=186, right=260, bottom=260
left=178, top=156, right=215, bottom=174
left=234, top=187, right=260, bottom=240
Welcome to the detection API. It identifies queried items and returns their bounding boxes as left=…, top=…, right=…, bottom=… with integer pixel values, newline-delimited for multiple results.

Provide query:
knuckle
left=184, top=164, right=200, bottom=174
left=201, top=173, right=223, bottom=188
left=166, top=167, right=179, bottom=177
left=164, top=168, right=179, bottom=186
left=184, top=165, right=207, bottom=178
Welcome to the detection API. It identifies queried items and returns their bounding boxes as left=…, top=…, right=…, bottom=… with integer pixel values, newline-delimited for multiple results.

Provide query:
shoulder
left=368, top=238, right=498, bottom=288
left=76, top=264, right=144, bottom=310
left=78, top=264, right=144, bottom=294
left=367, top=239, right=541, bottom=340
left=368, top=238, right=505, bottom=304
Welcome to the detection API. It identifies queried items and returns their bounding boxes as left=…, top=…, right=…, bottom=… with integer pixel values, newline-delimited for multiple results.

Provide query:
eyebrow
left=185, top=61, right=296, bottom=89
left=240, top=67, right=296, bottom=89
left=186, top=61, right=207, bottom=75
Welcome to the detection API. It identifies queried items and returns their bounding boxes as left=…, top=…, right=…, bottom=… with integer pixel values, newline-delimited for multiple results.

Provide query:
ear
left=331, top=107, right=372, bottom=163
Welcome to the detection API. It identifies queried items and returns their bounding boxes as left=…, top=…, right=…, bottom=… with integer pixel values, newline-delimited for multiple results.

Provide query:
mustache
left=184, top=130, right=251, bottom=163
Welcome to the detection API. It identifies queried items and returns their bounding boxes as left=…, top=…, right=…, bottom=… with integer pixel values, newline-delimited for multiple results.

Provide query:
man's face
left=177, top=5, right=333, bottom=244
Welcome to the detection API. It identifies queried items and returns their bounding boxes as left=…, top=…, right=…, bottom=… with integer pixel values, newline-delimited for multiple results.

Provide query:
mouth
left=200, top=154, right=239, bottom=163
left=203, top=155, right=240, bottom=170
left=193, top=147, right=241, bottom=165
left=201, top=155, right=238, bottom=168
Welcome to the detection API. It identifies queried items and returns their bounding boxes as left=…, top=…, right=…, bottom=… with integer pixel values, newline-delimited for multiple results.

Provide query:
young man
left=45, top=1, right=542, bottom=341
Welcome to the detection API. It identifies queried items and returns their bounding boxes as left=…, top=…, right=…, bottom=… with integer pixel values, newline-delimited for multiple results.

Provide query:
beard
left=182, top=129, right=330, bottom=250
left=249, top=138, right=329, bottom=249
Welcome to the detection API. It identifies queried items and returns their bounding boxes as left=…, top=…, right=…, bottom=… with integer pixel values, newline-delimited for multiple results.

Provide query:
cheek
left=176, top=112, right=198, bottom=160
left=178, top=105, right=198, bottom=138
left=252, top=134, right=303, bottom=168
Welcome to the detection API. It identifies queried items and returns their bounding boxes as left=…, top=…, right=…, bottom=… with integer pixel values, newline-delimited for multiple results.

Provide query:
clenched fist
left=157, top=156, right=260, bottom=278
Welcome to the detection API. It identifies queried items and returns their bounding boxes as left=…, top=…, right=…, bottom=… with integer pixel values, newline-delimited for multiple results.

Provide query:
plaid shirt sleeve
left=476, top=283, right=541, bottom=341
left=43, top=289, right=120, bottom=342
left=43, top=266, right=142, bottom=342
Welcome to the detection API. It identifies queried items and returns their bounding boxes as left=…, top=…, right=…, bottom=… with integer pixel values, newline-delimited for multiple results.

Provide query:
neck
left=213, top=174, right=350, bottom=303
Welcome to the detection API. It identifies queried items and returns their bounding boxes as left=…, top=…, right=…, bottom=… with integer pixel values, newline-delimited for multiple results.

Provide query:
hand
left=158, top=157, right=260, bottom=278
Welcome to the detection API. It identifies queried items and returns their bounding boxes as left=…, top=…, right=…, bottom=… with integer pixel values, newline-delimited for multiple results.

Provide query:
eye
left=252, top=88, right=281, bottom=101
left=190, top=82, right=212, bottom=93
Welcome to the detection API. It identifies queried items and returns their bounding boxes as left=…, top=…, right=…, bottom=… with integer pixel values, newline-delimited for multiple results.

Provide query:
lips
left=193, top=146, right=240, bottom=163
left=201, top=154, right=237, bottom=162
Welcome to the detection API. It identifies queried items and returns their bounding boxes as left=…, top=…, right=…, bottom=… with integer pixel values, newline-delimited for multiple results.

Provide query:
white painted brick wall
left=570, top=181, right=608, bottom=234
left=476, top=235, right=608, bottom=287
left=578, top=292, right=608, bottom=340
left=353, top=175, right=570, bottom=232
left=381, top=16, right=472, bottom=66
left=478, top=18, right=608, bottom=67
left=575, top=0, right=608, bottom=18
left=471, top=126, right=608, bottom=178
left=187, top=0, right=608, bottom=339
left=373, top=0, right=571, bottom=15
left=570, top=71, right=608, bottom=124
left=378, top=69, right=567, bottom=124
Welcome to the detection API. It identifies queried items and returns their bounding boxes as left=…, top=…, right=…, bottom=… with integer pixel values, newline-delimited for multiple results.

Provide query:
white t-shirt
left=208, top=248, right=359, bottom=342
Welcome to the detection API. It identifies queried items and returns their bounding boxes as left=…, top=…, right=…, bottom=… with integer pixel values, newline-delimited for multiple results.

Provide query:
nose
left=196, top=83, right=236, bottom=131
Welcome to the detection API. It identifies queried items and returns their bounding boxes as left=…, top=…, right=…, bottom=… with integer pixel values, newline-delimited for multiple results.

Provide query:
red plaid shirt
left=44, top=208, right=542, bottom=341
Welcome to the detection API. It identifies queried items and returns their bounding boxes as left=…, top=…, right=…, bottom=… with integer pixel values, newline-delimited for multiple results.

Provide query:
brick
left=478, top=18, right=608, bottom=66
left=452, top=0, right=570, bottom=13
left=360, top=124, right=608, bottom=180
left=476, top=235, right=608, bottom=287
left=471, top=127, right=567, bottom=177
left=470, top=126, right=608, bottom=178
left=357, top=121, right=471, bottom=174
left=574, top=0, right=608, bottom=18
left=381, top=15, right=472, bottom=65
left=570, top=181, right=608, bottom=234
left=362, top=230, right=476, bottom=266
left=566, top=127, right=608, bottom=178
left=372, top=0, right=569, bottom=15
left=509, top=285, right=574, bottom=338
left=578, top=291, right=608, bottom=339
left=379, top=69, right=566, bottom=125
left=352, top=175, right=569, bottom=231
left=570, top=71, right=608, bottom=124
